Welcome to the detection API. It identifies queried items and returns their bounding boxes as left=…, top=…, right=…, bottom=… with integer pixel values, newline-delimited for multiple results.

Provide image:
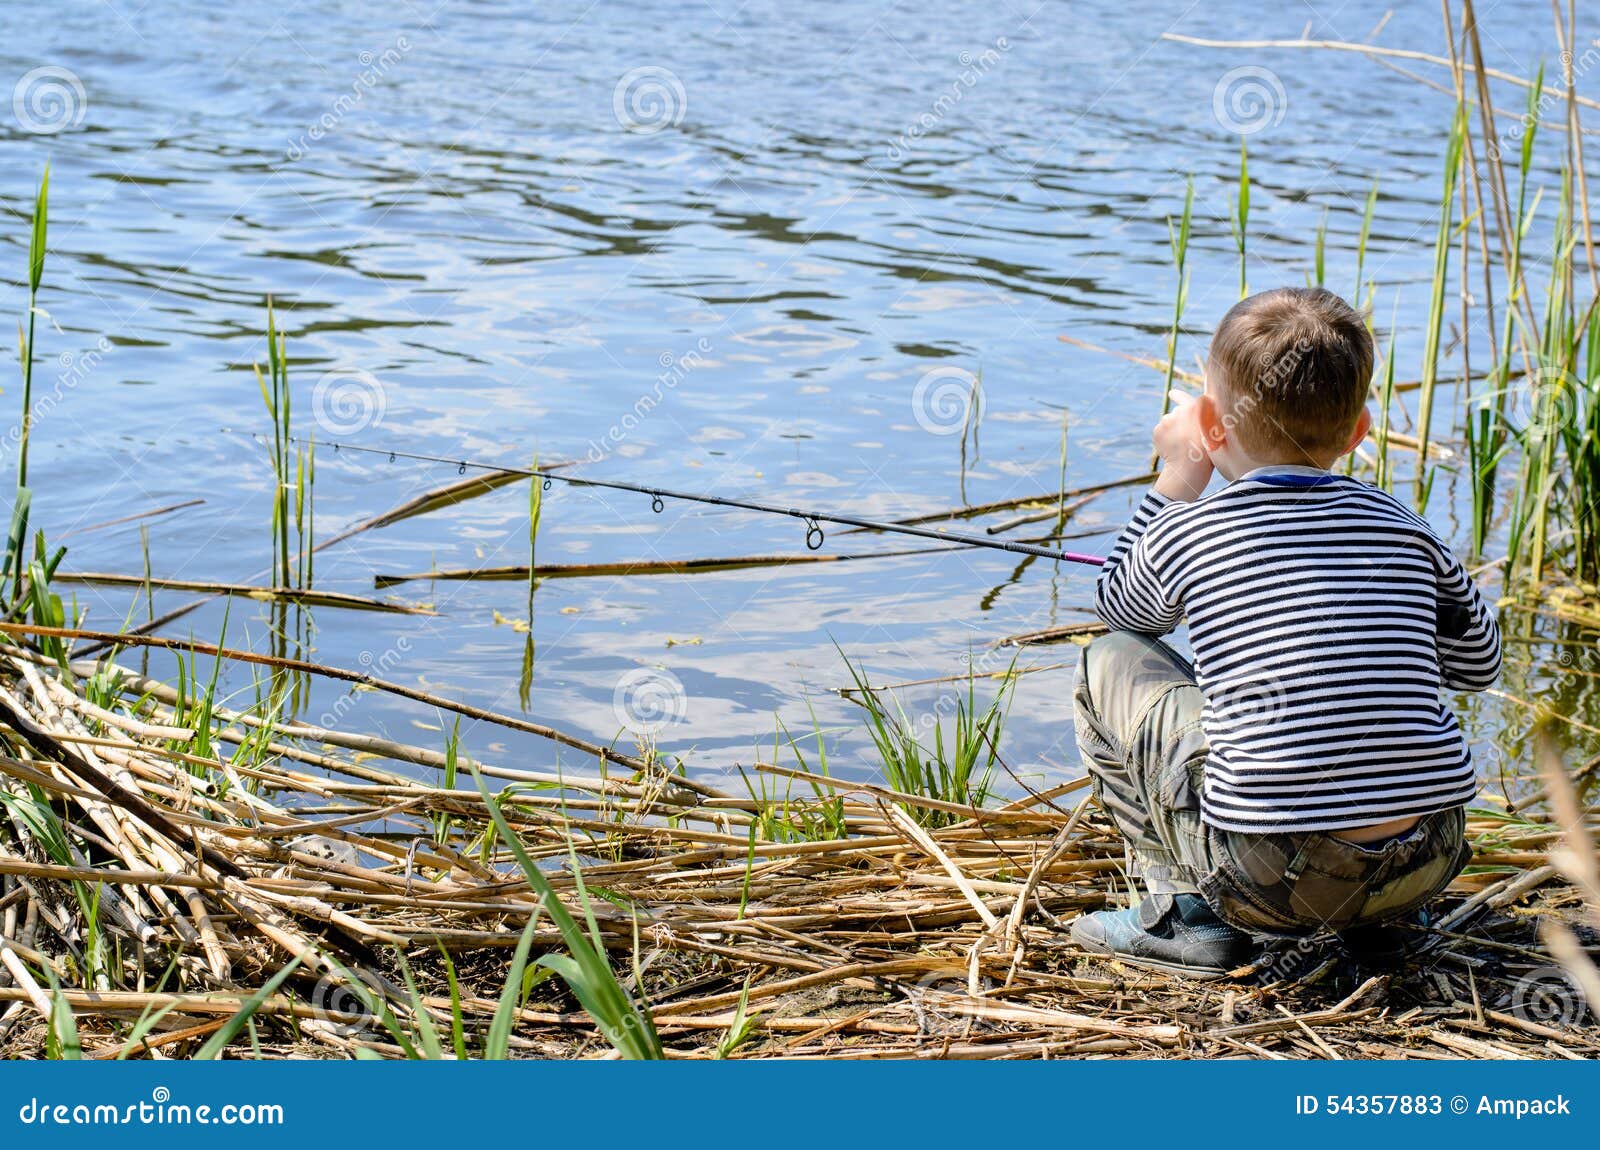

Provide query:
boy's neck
left=1239, top=461, right=1333, bottom=477
left=1217, top=450, right=1340, bottom=482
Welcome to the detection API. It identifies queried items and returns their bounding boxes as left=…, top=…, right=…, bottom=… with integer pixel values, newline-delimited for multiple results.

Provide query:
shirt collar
left=1240, top=464, right=1331, bottom=480
left=1238, top=464, right=1340, bottom=487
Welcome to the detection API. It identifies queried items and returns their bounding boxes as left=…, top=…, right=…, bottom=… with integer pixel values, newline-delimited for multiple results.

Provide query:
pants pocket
left=1156, top=739, right=1205, bottom=814
left=1199, top=831, right=1312, bottom=935
left=1200, top=808, right=1470, bottom=935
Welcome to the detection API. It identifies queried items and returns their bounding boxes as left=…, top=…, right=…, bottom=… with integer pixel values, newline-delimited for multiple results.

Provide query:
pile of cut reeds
left=0, top=638, right=1595, bottom=1060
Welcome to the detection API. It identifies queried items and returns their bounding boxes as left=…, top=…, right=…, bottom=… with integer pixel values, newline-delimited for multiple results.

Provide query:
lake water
left=0, top=0, right=1591, bottom=797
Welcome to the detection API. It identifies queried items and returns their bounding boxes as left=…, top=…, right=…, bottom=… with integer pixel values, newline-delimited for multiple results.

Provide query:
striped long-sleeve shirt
left=1094, top=466, right=1500, bottom=833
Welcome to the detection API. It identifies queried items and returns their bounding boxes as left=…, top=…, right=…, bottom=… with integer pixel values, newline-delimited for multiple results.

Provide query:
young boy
left=1071, top=286, right=1500, bottom=977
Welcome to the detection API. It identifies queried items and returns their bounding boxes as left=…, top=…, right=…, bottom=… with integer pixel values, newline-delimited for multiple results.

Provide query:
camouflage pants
left=1072, top=631, right=1471, bottom=935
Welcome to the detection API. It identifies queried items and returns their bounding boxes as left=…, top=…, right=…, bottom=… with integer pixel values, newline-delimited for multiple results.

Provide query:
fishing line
left=236, top=433, right=1108, bottom=567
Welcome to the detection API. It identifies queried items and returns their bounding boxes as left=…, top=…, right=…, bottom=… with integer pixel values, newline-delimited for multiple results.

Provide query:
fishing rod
left=249, top=434, right=1107, bottom=567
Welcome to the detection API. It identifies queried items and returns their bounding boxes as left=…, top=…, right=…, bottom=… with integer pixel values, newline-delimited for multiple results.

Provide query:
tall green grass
left=471, top=764, right=663, bottom=1059
left=1512, top=171, right=1580, bottom=583
left=1375, top=320, right=1399, bottom=493
left=1430, top=47, right=1600, bottom=589
left=1413, top=103, right=1465, bottom=508
left=1152, top=176, right=1194, bottom=469
left=739, top=711, right=846, bottom=844
left=1228, top=140, right=1250, bottom=300
left=1472, top=68, right=1544, bottom=558
left=1312, top=207, right=1328, bottom=288
left=255, top=303, right=294, bottom=589
left=1354, top=177, right=1379, bottom=311
left=5, top=168, right=47, bottom=603
left=518, top=456, right=542, bottom=711
left=253, top=303, right=316, bottom=710
left=958, top=368, right=983, bottom=505
left=840, top=652, right=1014, bottom=829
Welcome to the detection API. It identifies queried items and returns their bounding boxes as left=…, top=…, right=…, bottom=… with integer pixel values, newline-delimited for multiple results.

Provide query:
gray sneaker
left=1071, top=893, right=1256, bottom=979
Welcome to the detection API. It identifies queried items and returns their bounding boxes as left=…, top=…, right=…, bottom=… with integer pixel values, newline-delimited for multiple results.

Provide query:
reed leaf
left=1413, top=102, right=1466, bottom=505
left=193, top=954, right=304, bottom=1060
left=1354, top=177, right=1378, bottom=308
left=1152, top=177, right=1194, bottom=469
left=470, top=764, right=663, bottom=1059
left=1229, top=140, right=1249, bottom=299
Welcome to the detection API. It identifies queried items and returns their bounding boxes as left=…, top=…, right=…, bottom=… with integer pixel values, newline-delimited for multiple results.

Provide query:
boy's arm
left=1094, top=396, right=1212, bottom=635
left=1433, top=545, right=1501, bottom=691
left=1094, top=490, right=1183, bottom=636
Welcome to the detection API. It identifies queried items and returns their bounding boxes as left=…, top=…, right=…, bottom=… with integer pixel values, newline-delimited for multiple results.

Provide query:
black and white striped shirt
left=1095, top=467, right=1500, bottom=833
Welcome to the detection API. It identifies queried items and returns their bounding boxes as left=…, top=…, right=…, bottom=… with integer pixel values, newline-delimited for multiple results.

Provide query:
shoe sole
left=1069, top=919, right=1233, bottom=980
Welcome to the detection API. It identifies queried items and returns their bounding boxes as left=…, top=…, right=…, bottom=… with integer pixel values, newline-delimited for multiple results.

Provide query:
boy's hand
left=1152, top=391, right=1213, bottom=502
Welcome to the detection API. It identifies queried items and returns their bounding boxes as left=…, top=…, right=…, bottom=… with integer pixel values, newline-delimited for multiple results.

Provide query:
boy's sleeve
left=1433, top=543, right=1501, bottom=691
left=1094, top=490, right=1183, bottom=636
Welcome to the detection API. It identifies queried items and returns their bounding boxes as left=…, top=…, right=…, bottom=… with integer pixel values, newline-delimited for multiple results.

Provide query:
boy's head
left=1201, top=287, right=1374, bottom=471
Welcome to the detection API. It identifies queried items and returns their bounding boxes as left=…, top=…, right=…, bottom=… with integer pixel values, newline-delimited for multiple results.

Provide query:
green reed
left=255, top=303, right=292, bottom=587
left=194, top=954, right=304, bottom=1059
left=1229, top=140, right=1250, bottom=299
left=1375, top=318, right=1399, bottom=493
left=1563, top=304, right=1600, bottom=577
left=432, top=718, right=463, bottom=846
left=0, top=783, right=108, bottom=997
left=1312, top=207, right=1328, bottom=288
left=1518, top=169, right=1580, bottom=583
left=1413, top=103, right=1465, bottom=508
left=958, top=368, right=983, bottom=505
left=22, top=531, right=70, bottom=673
left=254, top=303, right=317, bottom=590
left=518, top=456, right=542, bottom=711
left=1455, top=57, right=1600, bottom=587
left=1152, top=177, right=1194, bottom=469
left=296, top=435, right=314, bottom=591
left=1056, top=407, right=1070, bottom=528
left=42, top=966, right=83, bottom=1060
left=6, top=168, right=48, bottom=603
left=1475, top=68, right=1545, bottom=559
left=253, top=303, right=317, bottom=711
left=472, top=763, right=663, bottom=1059
left=738, top=711, right=846, bottom=845
left=841, top=650, right=1013, bottom=829
left=1354, top=178, right=1379, bottom=311
left=713, top=978, right=761, bottom=1058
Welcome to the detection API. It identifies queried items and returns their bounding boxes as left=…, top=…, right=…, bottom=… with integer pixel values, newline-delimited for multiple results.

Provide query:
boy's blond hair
left=1208, top=287, right=1374, bottom=460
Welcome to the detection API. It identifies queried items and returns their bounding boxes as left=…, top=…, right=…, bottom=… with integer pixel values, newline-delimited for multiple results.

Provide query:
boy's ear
left=1196, top=392, right=1227, bottom=450
left=1342, top=407, right=1373, bottom=456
